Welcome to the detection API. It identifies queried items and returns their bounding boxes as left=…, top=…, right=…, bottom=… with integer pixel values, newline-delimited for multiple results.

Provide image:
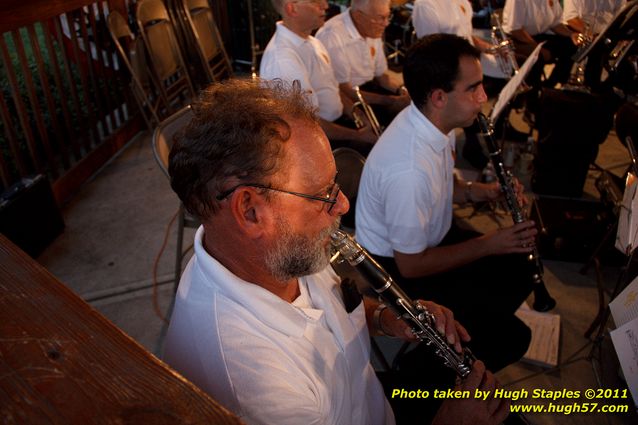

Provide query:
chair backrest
left=136, top=0, right=196, bottom=111
left=107, top=10, right=162, bottom=127
left=333, top=147, right=366, bottom=229
left=179, top=0, right=232, bottom=83
left=152, top=105, right=194, bottom=178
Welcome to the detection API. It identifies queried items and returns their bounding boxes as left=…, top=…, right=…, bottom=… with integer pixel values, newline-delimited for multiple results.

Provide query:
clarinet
left=330, top=229, right=475, bottom=378
left=476, top=113, right=556, bottom=312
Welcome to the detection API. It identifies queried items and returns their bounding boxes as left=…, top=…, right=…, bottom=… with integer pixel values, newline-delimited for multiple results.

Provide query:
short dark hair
left=169, top=78, right=317, bottom=220
left=403, top=33, right=481, bottom=109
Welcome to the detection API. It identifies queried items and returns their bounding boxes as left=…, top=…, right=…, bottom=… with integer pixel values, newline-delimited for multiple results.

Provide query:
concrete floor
left=37, top=113, right=637, bottom=424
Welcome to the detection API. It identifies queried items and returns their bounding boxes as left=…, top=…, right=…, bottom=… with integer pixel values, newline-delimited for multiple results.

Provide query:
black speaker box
left=0, top=175, right=65, bottom=258
left=530, top=196, right=622, bottom=264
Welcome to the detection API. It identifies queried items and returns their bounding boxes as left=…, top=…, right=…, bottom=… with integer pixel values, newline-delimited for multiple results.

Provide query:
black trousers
left=372, top=222, right=533, bottom=373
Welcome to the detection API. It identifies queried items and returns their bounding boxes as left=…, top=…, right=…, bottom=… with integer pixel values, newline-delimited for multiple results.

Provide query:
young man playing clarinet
left=356, top=34, right=537, bottom=377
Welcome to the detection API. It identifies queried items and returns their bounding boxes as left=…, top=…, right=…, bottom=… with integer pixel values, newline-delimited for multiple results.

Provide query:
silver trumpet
left=330, top=229, right=475, bottom=378
left=488, top=15, right=520, bottom=79
left=352, top=86, right=383, bottom=137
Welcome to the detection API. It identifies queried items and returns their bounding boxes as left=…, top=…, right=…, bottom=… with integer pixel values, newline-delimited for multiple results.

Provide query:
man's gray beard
left=265, top=216, right=341, bottom=282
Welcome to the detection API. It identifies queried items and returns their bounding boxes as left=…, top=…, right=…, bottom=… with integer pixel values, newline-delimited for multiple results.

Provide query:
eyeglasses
left=217, top=177, right=341, bottom=213
left=357, top=9, right=392, bottom=25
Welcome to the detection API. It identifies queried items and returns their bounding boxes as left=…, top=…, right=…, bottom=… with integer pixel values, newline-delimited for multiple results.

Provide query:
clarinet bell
left=532, top=284, right=556, bottom=312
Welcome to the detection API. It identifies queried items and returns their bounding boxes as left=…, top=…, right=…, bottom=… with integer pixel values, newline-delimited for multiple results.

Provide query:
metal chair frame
left=152, top=105, right=200, bottom=289
left=107, top=10, right=164, bottom=128
left=136, top=0, right=196, bottom=114
left=175, top=0, right=233, bottom=83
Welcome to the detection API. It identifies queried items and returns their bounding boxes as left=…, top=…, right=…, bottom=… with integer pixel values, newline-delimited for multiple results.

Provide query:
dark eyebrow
left=466, top=80, right=483, bottom=92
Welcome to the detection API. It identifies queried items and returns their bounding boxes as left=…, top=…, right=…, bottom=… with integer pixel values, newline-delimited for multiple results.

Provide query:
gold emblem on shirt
left=370, top=46, right=375, bottom=58
left=548, top=0, right=554, bottom=7
left=460, top=4, right=466, bottom=14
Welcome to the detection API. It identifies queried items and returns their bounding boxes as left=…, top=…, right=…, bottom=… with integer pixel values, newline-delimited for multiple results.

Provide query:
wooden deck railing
left=0, top=0, right=144, bottom=205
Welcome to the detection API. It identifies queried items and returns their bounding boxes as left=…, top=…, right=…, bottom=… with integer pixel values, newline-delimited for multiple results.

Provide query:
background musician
left=163, top=78, right=508, bottom=425
left=502, top=0, right=582, bottom=89
left=316, top=0, right=410, bottom=126
left=411, top=0, right=529, bottom=169
left=563, top=0, right=627, bottom=35
left=356, top=34, right=535, bottom=376
left=260, top=0, right=377, bottom=155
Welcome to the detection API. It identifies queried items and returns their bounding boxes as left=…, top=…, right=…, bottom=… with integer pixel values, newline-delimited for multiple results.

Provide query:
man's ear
left=429, top=88, right=447, bottom=109
left=228, top=188, right=270, bottom=239
left=283, top=1, right=297, bottom=17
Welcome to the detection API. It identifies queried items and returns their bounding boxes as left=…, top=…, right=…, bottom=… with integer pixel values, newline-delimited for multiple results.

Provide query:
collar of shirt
left=192, top=226, right=320, bottom=338
left=405, top=102, right=452, bottom=153
left=275, top=20, right=309, bottom=48
left=343, top=8, right=365, bottom=41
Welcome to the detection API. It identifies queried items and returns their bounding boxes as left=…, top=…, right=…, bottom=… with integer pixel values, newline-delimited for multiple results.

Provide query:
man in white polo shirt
left=502, top=0, right=582, bottom=88
left=562, top=0, right=627, bottom=34
left=356, top=34, right=536, bottom=375
left=163, top=78, right=508, bottom=425
left=260, top=0, right=377, bottom=155
left=315, top=0, right=410, bottom=124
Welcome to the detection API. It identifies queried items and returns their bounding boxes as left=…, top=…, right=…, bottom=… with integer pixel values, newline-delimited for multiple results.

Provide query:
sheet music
left=610, top=274, right=638, bottom=328
left=610, top=317, right=638, bottom=407
left=515, top=305, right=560, bottom=367
left=490, top=42, right=544, bottom=123
left=616, top=172, right=638, bottom=255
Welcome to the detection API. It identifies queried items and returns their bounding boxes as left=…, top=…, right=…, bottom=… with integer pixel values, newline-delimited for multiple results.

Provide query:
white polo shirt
left=163, top=227, right=395, bottom=425
left=356, top=103, right=456, bottom=257
left=260, top=22, right=343, bottom=121
left=315, top=8, right=388, bottom=87
left=412, top=0, right=508, bottom=79
left=562, top=0, right=626, bottom=34
left=502, top=0, right=563, bottom=36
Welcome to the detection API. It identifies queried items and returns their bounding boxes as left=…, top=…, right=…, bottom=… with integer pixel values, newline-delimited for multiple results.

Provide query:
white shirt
left=562, top=0, right=626, bottom=34
left=356, top=103, right=456, bottom=257
left=260, top=22, right=343, bottom=121
left=502, top=0, right=563, bottom=36
left=163, top=227, right=395, bottom=425
left=413, top=0, right=474, bottom=40
left=316, top=9, right=388, bottom=87
left=412, top=0, right=509, bottom=79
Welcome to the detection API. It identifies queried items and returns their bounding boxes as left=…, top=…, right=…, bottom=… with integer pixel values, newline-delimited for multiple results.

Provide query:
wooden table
left=0, top=234, right=242, bottom=424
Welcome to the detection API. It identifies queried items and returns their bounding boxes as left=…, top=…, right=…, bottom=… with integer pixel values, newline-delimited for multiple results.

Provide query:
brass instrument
left=488, top=15, right=520, bottom=79
left=477, top=113, right=557, bottom=312
left=352, top=86, right=383, bottom=137
left=330, top=229, right=475, bottom=378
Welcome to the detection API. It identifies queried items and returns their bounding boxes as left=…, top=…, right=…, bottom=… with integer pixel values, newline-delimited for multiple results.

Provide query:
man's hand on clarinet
left=481, top=220, right=538, bottom=255
left=381, top=300, right=471, bottom=353
left=432, top=360, right=510, bottom=425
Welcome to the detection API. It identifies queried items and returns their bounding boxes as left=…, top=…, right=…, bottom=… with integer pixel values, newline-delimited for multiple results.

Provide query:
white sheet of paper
left=610, top=317, right=638, bottom=407
left=515, top=307, right=560, bottom=367
left=610, top=275, right=638, bottom=328
left=616, top=173, right=638, bottom=255
left=490, top=42, right=544, bottom=123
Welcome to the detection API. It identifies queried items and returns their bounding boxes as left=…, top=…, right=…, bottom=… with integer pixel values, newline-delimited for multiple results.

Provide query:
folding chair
left=152, top=105, right=200, bottom=289
left=136, top=0, right=196, bottom=113
left=177, top=0, right=233, bottom=83
left=107, top=10, right=164, bottom=127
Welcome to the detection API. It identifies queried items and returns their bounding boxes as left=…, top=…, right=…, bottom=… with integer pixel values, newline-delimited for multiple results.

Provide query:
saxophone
left=476, top=113, right=556, bottom=312
left=330, top=229, right=475, bottom=378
